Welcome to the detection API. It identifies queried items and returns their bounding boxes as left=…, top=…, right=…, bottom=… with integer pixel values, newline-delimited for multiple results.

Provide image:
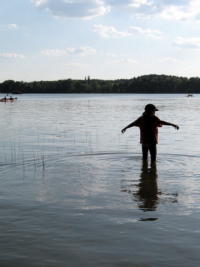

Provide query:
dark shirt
left=134, top=113, right=162, bottom=144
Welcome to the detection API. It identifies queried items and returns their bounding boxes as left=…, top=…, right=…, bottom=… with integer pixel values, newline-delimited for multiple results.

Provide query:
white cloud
left=105, top=53, right=136, bottom=64
left=112, top=58, right=137, bottom=64
left=160, top=57, right=178, bottom=62
left=93, top=24, right=162, bottom=39
left=0, top=53, right=25, bottom=59
left=129, top=26, right=163, bottom=39
left=66, top=46, right=96, bottom=55
left=8, top=24, right=18, bottom=30
left=32, top=0, right=48, bottom=7
left=93, top=24, right=131, bottom=38
left=0, top=24, right=18, bottom=31
left=105, top=52, right=118, bottom=58
left=105, top=0, right=130, bottom=6
left=106, top=0, right=151, bottom=8
left=129, top=0, right=152, bottom=8
left=31, top=0, right=48, bottom=7
left=160, top=0, right=200, bottom=20
left=41, top=49, right=67, bottom=56
left=174, top=37, right=200, bottom=49
left=106, top=0, right=200, bottom=21
left=137, top=0, right=200, bottom=21
left=64, top=62, right=88, bottom=68
left=32, top=0, right=110, bottom=19
left=32, top=0, right=200, bottom=21
left=41, top=46, right=96, bottom=56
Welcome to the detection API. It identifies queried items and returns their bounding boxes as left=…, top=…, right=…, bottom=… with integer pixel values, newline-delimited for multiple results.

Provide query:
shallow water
left=0, top=94, right=200, bottom=266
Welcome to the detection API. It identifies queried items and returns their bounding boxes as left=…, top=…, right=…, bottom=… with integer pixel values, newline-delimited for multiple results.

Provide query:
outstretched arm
left=160, top=120, right=179, bottom=130
left=121, top=121, right=138, bottom=134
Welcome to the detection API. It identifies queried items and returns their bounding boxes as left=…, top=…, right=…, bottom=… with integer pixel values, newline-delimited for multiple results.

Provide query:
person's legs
left=149, top=144, right=157, bottom=163
left=142, top=144, right=148, bottom=161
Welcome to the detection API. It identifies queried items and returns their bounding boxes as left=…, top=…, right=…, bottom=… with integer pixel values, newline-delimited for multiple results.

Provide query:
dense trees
left=0, top=74, right=199, bottom=94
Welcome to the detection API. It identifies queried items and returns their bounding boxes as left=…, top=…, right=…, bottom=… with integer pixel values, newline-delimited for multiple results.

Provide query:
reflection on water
left=134, top=162, right=159, bottom=212
left=121, top=162, right=160, bottom=220
left=121, top=160, right=179, bottom=220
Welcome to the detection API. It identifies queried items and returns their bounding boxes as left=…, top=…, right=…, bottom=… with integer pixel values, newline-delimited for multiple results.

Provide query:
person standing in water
left=121, top=104, right=179, bottom=163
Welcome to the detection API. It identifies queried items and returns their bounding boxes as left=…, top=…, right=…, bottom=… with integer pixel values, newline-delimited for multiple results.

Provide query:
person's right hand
left=121, top=128, right=126, bottom=134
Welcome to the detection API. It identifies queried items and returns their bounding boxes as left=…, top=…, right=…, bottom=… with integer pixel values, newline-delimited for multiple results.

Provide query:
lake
left=0, top=93, right=200, bottom=266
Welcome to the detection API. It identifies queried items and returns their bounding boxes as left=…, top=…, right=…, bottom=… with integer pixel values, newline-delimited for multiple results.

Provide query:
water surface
left=0, top=94, right=200, bottom=266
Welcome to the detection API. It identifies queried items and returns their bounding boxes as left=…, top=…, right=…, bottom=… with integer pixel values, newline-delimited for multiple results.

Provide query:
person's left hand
left=173, top=125, right=179, bottom=130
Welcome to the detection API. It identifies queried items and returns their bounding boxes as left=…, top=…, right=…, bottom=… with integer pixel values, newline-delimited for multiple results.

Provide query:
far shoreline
left=0, top=74, right=199, bottom=94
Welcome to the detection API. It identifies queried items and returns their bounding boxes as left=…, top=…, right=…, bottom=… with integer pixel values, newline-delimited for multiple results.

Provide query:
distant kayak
left=0, top=97, right=17, bottom=102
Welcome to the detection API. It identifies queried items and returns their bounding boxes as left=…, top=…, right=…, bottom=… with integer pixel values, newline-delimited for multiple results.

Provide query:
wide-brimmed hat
left=145, top=103, right=158, bottom=112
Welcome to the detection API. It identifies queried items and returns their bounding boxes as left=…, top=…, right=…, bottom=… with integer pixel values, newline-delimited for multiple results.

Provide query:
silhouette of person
left=121, top=104, right=179, bottom=163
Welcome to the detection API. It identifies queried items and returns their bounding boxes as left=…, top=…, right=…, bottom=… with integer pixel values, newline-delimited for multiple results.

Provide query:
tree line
left=0, top=74, right=199, bottom=94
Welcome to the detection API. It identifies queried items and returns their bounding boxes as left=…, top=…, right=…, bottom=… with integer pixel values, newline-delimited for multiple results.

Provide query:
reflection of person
left=121, top=104, right=179, bottom=163
left=135, top=162, right=159, bottom=211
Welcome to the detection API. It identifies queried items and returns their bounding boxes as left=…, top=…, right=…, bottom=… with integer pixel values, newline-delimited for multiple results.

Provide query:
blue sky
left=1, top=0, right=200, bottom=81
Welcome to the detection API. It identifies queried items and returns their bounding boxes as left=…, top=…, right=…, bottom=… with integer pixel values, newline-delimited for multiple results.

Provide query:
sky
left=1, top=0, right=200, bottom=82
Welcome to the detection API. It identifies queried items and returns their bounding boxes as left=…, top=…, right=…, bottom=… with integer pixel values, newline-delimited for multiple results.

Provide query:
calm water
left=0, top=94, right=200, bottom=266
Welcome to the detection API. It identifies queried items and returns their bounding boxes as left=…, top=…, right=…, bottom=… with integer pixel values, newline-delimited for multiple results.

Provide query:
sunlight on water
left=0, top=94, right=200, bottom=266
